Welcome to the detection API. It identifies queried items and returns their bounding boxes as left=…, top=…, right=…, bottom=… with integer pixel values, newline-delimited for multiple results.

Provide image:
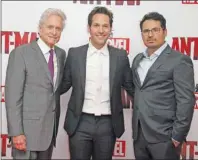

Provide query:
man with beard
left=131, top=12, right=195, bottom=160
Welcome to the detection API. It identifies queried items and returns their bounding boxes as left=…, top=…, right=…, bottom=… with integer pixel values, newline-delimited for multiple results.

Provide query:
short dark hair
left=88, top=6, right=113, bottom=27
left=140, top=12, right=166, bottom=31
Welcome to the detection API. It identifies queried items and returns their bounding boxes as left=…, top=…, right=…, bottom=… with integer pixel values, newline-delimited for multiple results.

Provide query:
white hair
left=39, top=8, right=67, bottom=30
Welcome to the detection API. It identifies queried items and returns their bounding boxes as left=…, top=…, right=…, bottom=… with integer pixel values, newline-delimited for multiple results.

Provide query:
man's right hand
left=12, top=135, right=26, bottom=151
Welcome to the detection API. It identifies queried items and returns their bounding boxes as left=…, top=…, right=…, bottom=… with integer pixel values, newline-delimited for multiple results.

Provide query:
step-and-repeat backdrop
left=1, top=1, right=198, bottom=159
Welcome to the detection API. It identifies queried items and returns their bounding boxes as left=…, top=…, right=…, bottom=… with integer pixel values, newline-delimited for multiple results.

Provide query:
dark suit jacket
left=131, top=45, right=195, bottom=143
left=61, top=44, right=134, bottom=138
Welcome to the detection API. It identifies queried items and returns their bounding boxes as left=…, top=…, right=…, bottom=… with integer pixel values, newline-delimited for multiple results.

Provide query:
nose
left=52, top=28, right=56, bottom=35
left=98, top=26, right=104, bottom=33
left=148, top=30, right=153, bottom=37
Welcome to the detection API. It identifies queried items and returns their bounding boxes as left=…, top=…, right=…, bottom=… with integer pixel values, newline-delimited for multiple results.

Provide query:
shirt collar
left=88, top=41, right=109, bottom=57
left=37, top=38, right=55, bottom=55
left=143, top=41, right=168, bottom=58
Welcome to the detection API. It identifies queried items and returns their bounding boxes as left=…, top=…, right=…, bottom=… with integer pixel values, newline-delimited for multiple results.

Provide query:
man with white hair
left=5, top=8, right=67, bottom=159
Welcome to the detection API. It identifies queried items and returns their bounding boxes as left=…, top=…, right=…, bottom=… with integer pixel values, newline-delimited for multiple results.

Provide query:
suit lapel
left=141, top=45, right=171, bottom=87
left=31, top=41, right=54, bottom=87
left=78, top=45, right=88, bottom=93
left=109, top=46, right=118, bottom=95
left=54, top=46, right=62, bottom=91
left=134, top=53, right=144, bottom=88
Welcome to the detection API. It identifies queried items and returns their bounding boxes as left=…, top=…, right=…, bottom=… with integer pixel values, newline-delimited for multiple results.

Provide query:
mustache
left=147, top=39, right=155, bottom=41
left=49, top=36, right=57, bottom=38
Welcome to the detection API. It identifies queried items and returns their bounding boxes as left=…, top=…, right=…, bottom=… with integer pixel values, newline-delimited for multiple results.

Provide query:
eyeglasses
left=142, top=27, right=162, bottom=36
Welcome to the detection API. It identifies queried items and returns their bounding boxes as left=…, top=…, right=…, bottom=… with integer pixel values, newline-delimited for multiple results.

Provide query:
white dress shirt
left=37, top=38, right=58, bottom=86
left=137, top=42, right=168, bottom=85
left=82, top=42, right=111, bottom=116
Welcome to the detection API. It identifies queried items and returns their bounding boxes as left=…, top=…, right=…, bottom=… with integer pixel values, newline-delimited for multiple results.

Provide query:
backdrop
left=1, top=1, right=198, bottom=159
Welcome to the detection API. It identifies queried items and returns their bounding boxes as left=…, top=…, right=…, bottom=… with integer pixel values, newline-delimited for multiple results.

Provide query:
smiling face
left=39, top=14, right=63, bottom=48
left=88, top=13, right=112, bottom=49
left=141, top=19, right=167, bottom=51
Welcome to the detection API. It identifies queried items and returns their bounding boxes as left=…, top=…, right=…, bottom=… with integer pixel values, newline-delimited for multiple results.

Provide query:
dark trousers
left=69, top=113, right=116, bottom=160
left=133, top=122, right=181, bottom=160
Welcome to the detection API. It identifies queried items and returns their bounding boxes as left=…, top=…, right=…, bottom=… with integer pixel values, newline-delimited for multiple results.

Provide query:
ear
left=164, top=28, right=167, bottom=37
left=87, top=25, right=91, bottom=34
left=110, top=27, right=112, bottom=33
left=38, top=25, right=42, bottom=34
left=108, top=27, right=113, bottom=38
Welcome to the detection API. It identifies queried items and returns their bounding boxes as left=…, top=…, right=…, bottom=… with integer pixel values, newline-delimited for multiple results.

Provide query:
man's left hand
left=172, top=139, right=180, bottom=147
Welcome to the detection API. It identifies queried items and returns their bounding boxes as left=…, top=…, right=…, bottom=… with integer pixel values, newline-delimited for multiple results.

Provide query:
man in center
left=61, top=6, right=134, bottom=160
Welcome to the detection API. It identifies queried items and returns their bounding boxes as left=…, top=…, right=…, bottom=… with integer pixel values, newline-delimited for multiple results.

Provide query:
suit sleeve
left=172, top=55, right=195, bottom=142
left=63, top=49, right=67, bottom=65
left=60, top=48, right=72, bottom=94
left=5, top=48, right=26, bottom=137
left=122, top=51, right=135, bottom=97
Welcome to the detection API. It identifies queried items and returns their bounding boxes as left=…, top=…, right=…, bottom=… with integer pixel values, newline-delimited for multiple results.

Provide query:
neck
left=147, top=42, right=166, bottom=56
left=40, top=37, right=54, bottom=49
left=147, top=48, right=157, bottom=57
left=90, top=40, right=106, bottom=50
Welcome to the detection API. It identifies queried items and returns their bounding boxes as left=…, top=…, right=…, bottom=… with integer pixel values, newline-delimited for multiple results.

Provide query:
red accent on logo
left=182, top=0, right=198, bottom=4
left=1, top=134, right=11, bottom=157
left=122, top=88, right=133, bottom=109
left=108, top=38, right=130, bottom=54
left=171, top=37, right=198, bottom=60
left=195, top=92, right=198, bottom=109
left=73, top=0, right=140, bottom=5
left=1, top=85, right=5, bottom=102
left=181, top=141, right=198, bottom=159
left=113, top=140, right=126, bottom=157
left=1, top=31, right=37, bottom=54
